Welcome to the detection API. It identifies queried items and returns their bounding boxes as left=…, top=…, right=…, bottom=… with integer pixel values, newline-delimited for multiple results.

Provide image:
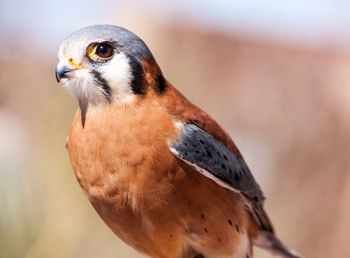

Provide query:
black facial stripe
left=155, top=74, right=166, bottom=94
left=91, top=70, right=112, bottom=101
left=127, top=55, right=145, bottom=95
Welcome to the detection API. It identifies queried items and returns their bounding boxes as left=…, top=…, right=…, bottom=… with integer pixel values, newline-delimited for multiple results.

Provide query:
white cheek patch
left=58, top=42, right=136, bottom=105
left=61, top=69, right=107, bottom=104
left=98, top=52, right=135, bottom=103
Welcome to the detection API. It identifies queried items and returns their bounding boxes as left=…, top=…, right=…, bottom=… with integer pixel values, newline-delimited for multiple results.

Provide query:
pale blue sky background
left=1, top=0, right=350, bottom=49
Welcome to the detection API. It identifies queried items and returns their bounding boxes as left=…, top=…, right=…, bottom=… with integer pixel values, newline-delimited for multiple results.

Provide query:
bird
left=55, top=25, right=301, bottom=258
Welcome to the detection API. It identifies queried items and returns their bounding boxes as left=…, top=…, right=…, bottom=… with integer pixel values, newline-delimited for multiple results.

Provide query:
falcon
left=55, top=25, right=301, bottom=258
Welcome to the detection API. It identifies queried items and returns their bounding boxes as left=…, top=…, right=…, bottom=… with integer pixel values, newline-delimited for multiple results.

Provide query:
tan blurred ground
left=1, top=20, right=350, bottom=258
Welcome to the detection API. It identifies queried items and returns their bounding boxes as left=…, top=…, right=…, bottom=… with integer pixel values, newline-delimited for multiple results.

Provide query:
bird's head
left=56, top=25, right=166, bottom=107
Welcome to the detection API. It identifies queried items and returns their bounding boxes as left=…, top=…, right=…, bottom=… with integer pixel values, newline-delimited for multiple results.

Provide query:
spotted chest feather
left=66, top=97, right=254, bottom=258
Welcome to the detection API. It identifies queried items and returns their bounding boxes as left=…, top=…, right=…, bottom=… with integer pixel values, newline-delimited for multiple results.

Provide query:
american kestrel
left=55, top=25, right=301, bottom=258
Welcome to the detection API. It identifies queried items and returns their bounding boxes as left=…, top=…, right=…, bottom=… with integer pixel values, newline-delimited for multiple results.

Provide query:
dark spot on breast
left=217, top=238, right=221, bottom=243
left=188, top=201, right=191, bottom=206
left=204, top=227, right=208, bottom=233
left=170, top=234, right=173, bottom=238
left=228, top=219, right=233, bottom=226
left=90, top=178, right=103, bottom=187
left=235, top=224, right=240, bottom=232
left=107, top=189, right=118, bottom=198
left=200, top=213, right=205, bottom=219
left=185, top=227, right=195, bottom=234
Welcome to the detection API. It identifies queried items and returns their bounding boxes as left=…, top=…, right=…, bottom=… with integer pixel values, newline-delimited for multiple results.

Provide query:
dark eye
left=95, top=43, right=114, bottom=59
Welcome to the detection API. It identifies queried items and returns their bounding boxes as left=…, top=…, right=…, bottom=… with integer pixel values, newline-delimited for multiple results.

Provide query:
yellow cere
left=66, top=57, right=83, bottom=69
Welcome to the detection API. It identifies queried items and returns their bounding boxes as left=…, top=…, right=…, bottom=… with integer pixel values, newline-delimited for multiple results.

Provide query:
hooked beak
left=55, top=58, right=82, bottom=82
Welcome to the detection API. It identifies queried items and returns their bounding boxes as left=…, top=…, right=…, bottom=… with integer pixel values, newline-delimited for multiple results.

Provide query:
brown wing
left=159, top=84, right=243, bottom=158
left=161, top=83, right=302, bottom=258
left=161, top=84, right=272, bottom=231
left=169, top=123, right=273, bottom=231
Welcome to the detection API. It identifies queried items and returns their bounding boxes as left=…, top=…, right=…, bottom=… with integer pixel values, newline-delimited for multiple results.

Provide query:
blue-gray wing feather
left=170, top=124, right=273, bottom=232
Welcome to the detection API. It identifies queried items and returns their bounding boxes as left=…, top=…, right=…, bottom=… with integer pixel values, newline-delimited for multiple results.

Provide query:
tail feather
left=254, top=231, right=302, bottom=258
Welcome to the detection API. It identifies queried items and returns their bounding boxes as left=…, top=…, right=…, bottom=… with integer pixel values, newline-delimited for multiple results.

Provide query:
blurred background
left=1, top=1, right=350, bottom=257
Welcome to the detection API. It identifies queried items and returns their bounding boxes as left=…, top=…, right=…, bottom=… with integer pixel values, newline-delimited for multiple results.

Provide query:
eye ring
left=87, top=42, right=115, bottom=61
